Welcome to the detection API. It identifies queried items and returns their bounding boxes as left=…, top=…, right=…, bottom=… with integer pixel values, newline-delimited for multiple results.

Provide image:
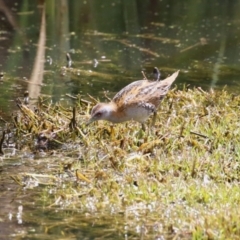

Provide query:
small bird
left=87, top=70, right=179, bottom=130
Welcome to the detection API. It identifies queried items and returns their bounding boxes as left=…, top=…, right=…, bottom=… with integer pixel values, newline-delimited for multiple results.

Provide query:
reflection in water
left=212, top=34, right=227, bottom=88
left=0, top=1, right=239, bottom=109
left=28, top=3, right=46, bottom=100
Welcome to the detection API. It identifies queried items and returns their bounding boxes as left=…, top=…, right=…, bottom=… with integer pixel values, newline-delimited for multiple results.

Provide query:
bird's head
left=87, top=103, right=114, bottom=124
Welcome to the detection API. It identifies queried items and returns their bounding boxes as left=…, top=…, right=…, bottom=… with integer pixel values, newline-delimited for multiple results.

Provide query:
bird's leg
left=110, top=125, right=115, bottom=140
left=151, top=111, right=157, bottom=128
left=135, top=123, right=145, bottom=139
left=141, top=123, right=146, bottom=131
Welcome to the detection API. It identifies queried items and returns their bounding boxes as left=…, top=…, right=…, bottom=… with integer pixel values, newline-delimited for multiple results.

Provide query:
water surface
left=0, top=0, right=240, bottom=239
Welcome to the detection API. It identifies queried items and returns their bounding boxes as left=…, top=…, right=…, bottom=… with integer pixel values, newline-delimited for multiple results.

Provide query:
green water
left=1, top=0, right=240, bottom=116
left=1, top=0, right=240, bottom=239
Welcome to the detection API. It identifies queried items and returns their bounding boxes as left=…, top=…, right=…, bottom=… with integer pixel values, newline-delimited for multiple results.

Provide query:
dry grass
left=1, top=87, right=240, bottom=239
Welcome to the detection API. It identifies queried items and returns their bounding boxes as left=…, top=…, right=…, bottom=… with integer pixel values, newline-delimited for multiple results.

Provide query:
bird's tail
left=157, top=70, right=180, bottom=97
left=161, top=70, right=180, bottom=86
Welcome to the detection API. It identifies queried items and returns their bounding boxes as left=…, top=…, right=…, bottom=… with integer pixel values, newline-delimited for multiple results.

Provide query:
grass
left=1, top=86, right=240, bottom=239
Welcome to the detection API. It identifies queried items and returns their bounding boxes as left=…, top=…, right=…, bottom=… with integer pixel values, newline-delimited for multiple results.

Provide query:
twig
left=0, top=130, right=5, bottom=155
left=141, top=71, right=148, bottom=80
left=190, top=131, right=208, bottom=139
left=87, top=94, right=98, bottom=104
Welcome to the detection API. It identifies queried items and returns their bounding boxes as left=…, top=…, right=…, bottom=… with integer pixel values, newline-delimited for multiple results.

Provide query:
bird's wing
left=112, top=80, right=149, bottom=105
left=113, top=70, right=179, bottom=109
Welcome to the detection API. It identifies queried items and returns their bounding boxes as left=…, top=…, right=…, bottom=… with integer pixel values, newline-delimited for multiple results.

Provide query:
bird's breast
left=124, top=103, right=155, bottom=123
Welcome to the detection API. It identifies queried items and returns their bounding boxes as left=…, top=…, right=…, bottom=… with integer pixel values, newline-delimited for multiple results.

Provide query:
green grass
left=2, top=87, right=240, bottom=239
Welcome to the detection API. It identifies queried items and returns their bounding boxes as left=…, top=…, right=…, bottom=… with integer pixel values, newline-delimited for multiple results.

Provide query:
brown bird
left=88, top=70, right=179, bottom=130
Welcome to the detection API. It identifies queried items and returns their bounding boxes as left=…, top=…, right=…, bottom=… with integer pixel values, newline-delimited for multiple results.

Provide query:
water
left=1, top=0, right=240, bottom=114
left=0, top=0, right=240, bottom=239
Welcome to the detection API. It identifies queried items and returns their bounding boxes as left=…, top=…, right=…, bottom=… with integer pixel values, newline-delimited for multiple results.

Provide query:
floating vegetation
left=1, top=87, right=240, bottom=239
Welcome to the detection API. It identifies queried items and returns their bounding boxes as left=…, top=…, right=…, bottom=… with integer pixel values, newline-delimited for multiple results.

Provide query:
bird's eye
left=95, top=112, right=102, bottom=117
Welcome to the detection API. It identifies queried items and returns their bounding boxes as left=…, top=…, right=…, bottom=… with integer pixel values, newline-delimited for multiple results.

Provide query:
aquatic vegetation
left=0, top=87, right=240, bottom=239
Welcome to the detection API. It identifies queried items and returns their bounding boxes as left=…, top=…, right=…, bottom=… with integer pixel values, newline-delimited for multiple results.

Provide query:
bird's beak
left=86, top=117, right=94, bottom=126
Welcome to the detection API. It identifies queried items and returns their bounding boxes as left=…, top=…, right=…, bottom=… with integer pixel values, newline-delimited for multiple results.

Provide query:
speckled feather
left=113, top=71, right=179, bottom=110
left=88, top=70, right=179, bottom=124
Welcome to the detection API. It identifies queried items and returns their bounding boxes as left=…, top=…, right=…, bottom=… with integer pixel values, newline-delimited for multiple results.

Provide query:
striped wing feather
left=113, top=70, right=179, bottom=109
